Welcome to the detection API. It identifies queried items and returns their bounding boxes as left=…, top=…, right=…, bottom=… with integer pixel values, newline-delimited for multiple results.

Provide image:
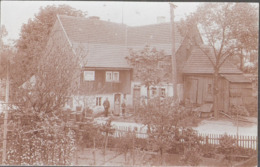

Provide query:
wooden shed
left=182, top=46, right=253, bottom=114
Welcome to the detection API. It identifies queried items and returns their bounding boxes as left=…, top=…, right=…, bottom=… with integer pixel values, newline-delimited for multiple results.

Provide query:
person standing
left=114, top=98, right=120, bottom=116
left=103, top=97, right=110, bottom=117
left=121, top=99, right=126, bottom=118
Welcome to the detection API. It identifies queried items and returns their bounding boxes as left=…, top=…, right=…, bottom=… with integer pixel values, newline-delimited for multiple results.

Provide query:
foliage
left=7, top=114, right=76, bottom=165
left=5, top=12, right=87, bottom=164
left=78, top=119, right=102, bottom=148
left=116, top=131, right=136, bottom=164
left=182, top=3, right=258, bottom=118
left=0, top=25, right=14, bottom=79
left=100, top=118, right=115, bottom=161
left=126, top=45, right=171, bottom=99
left=230, top=104, right=250, bottom=117
left=137, top=97, right=203, bottom=165
left=218, top=133, right=236, bottom=159
left=180, top=147, right=202, bottom=166
left=201, top=144, right=216, bottom=158
left=12, top=4, right=87, bottom=86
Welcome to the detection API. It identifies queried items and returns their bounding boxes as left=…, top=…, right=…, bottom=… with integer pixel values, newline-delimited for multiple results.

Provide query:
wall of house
left=79, top=69, right=132, bottom=95
left=129, top=81, right=173, bottom=106
left=184, top=74, right=253, bottom=113
left=64, top=93, right=132, bottom=114
left=229, top=82, right=253, bottom=107
left=184, top=75, right=213, bottom=105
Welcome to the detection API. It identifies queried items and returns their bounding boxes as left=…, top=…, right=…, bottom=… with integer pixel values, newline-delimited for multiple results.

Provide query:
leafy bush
left=201, top=144, right=216, bottom=158
left=218, top=133, right=236, bottom=159
left=180, top=147, right=202, bottom=166
left=230, top=105, right=249, bottom=117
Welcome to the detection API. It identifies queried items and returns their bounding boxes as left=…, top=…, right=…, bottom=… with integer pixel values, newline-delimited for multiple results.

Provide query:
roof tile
left=182, top=46, right=242, bottom=74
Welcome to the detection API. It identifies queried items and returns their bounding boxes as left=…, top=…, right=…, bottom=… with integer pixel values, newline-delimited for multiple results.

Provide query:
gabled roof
left=72, top=43, right=131, bottom=69
left=58, top=15, right=126, bottom=44
left=58, top=15, right=185, bottom=56
left=182, top=46, right=242, bottom=74
left=127, top=23, right=184, bottom=54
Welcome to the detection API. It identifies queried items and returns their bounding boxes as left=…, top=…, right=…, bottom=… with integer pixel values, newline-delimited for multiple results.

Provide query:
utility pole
left=169, top=3, right=178, bottom=100
left=2, top=57, right=9, bottom=164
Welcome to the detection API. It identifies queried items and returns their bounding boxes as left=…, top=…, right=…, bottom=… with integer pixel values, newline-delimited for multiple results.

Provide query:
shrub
left=201, top=144, right=216, bottom=158
left=218, top=133, right=236, bottom=160
left=180, top=147, right=202, bottom=166
left=230, top=105, right=249, bottom=117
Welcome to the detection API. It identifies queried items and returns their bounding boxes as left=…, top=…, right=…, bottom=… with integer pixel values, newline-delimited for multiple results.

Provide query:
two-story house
left=45, top=15, right=203, bottom=114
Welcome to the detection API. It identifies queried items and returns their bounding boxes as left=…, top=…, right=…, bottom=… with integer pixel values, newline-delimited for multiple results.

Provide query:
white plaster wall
left=65, top=93, right=132, bottom=113
left=64, top=82, right=175, bottom=112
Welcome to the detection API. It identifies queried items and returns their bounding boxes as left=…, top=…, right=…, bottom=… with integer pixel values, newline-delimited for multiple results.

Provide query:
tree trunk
left=240, top=49, right=244, bottom=71
left=132, top=135, right=135, bottom=165
left=104, top=133, right=108, bottom=163
left=147, top=86, right=150, bottom=100
left=93, top=137, right=96, bottom=166
left=213, top=68, right=219, bottom=119
left=160, top=148, right=163, bottom=165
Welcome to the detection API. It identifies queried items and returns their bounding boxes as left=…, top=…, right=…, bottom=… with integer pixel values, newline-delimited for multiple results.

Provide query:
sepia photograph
left=0, top=1, right=258, bottom=166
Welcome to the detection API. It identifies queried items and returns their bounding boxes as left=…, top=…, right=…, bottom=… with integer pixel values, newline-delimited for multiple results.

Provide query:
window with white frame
left=159, top=88, right=166, bottom=97
left=84, top=71, right=95, bottom=81
left=113, top=72, right=119, bottom=82
left=106, top=71, right=113, bottom=81
left=106, top=71, right=119, bottom=82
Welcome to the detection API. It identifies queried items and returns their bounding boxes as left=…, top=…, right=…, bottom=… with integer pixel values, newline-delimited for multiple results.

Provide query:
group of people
left=103, top=97, right=126, bottom=117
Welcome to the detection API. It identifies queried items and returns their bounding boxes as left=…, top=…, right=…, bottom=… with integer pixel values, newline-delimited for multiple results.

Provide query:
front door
left=114, top=93, right=121, bottom=116
left=186, top=78, right=198, bottom=104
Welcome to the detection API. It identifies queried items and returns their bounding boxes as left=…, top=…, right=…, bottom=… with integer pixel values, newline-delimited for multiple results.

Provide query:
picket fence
left=110, top=126, right=258, bottom=150
left=198, top=133, right=258, bottom=150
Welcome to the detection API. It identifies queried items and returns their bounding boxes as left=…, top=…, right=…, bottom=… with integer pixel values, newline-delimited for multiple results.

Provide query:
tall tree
left=6, top=21, right=86, bottom=165
left=229, top=3, right=258, bottom=71
left=185, top=3, right=258, bottom=118
left=126, top=45, right=171, bottom=100
left=0, top=25, right=9, bottom=78
left=12, top=4, right=87, bottom=86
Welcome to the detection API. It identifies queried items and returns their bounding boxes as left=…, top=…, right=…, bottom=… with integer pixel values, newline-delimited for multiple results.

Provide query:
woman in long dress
left=114, top=98, right=120, bottom=116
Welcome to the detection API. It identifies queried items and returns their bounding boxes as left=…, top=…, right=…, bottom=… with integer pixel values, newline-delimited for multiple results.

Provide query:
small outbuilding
left=182, top=46, right=253, bottom=115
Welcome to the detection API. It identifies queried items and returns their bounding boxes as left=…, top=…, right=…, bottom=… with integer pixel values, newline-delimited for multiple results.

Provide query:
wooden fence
left=198, top=133, right=258, bottom=150
left=110, top=128, right=258, bottom=150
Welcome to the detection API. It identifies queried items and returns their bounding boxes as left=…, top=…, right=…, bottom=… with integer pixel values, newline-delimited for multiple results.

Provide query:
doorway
left=114, top=93, right=121, bottom=116
left=186, top=78, right=198, bottom=104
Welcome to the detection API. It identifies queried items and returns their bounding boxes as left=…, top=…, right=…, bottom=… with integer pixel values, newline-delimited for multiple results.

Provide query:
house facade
left=45, top=15, right=203, bottom=113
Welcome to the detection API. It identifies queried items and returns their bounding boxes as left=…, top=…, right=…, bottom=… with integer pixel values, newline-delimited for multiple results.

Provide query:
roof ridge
left=58, top=14, right=127, bottom=27
left=128, top=21, right=180, bottom=28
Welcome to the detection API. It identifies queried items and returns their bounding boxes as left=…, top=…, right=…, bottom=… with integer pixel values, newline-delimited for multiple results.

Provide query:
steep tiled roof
left=72, top=43, right=131, bottom=69
left=182, top=46, right=242, bottom=74
left=127, top=23, right=183, bottom=54
left=58, top=15, right=126, bottom=44
left=58, top=15, right=184, bottom=55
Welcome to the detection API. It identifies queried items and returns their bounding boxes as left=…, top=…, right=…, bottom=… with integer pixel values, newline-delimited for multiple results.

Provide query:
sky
left=1, top=1, right=201, bottom=45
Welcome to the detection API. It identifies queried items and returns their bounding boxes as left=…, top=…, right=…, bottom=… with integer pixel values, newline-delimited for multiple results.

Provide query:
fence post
left=247, top=136, right=249, bottom=149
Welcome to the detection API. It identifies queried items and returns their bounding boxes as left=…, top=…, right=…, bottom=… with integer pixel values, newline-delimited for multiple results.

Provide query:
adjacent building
left=44, top=14, right=252, bottom=115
